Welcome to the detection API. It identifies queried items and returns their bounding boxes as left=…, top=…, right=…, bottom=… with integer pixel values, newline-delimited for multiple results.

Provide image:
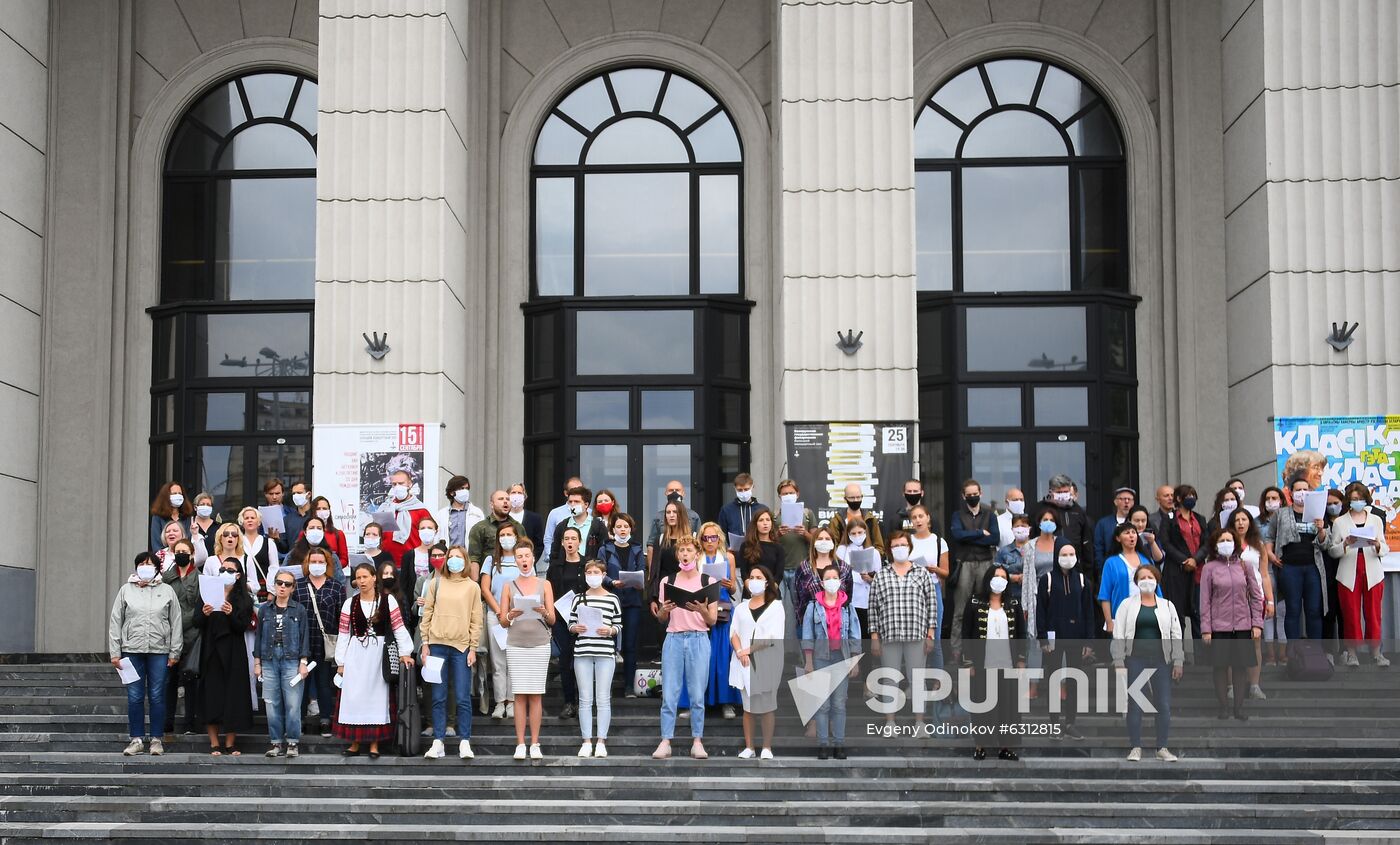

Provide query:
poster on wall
left=312, top=423, right=441, bottom=552
left=1274, top=415, right=1400, bottom=566
left=785, top=422, right=915, bottom=525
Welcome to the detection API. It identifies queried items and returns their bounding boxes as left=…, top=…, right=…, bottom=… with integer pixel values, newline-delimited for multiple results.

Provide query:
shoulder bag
left=307, top=582, right=338, bottom=663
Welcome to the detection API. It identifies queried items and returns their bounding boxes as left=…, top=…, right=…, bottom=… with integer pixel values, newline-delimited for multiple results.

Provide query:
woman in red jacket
left=310, top=496, right=349, bottom=564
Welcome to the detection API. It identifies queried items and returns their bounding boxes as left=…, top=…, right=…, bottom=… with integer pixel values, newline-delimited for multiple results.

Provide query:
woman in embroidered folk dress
left=334, top=562, right=415, bottom=758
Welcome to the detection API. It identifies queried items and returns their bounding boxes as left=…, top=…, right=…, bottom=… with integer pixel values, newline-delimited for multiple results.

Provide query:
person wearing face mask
left=826, top=482, right=886, bottom=552
left=1326, top=482, right=1391, bottom=668
left=774, top=479, right=820, bottom=600
left=1126, top=505, right=1166, bottom=568
left=1098, top=521, right=1163, bottom=633
left=287, top=517, right=343, bottom=581
left=148, top=482, right=193, bottom=556
left=253, top=570, right=311, bottom=758
left=432, top=475, right=486, bottom=550
left=1036, top=535, right=1095, bottom=739
left=885, top=478, right=944, bottom=544
left=418, top=545, right=483, bottom=760
left=378, top=470, right=432, bottom=565
left=1199, top=529, right=1264, bottom=720
left=652, top=536, right=719, bottom=760
left=155, top=520, right=191, bottom=576
left=1160, top=484, right=1205, bottom=637
left=1038, top=474, right=1092, bottom=572
left=868, top=532, right=938, bottom=726
left=308, top=496, right=350, bottom=566
left=800, top=563, right=862, bottom=759
left=1264, top=474, right=1330, bottom=644
left=1093, top=488, right=1138, bottom=577
left=683, top=523, right=741, bottom=719
left=548, top=526, right=590, bottom=719
left=567, top=561, right=623, bottom=757
left=357, top=522, right=394, bottom=583
left=1111, top=564, right=1184, bottom=762
left=544, top=476, right=584, bottom=566
left=728, top=565, right=785, bottom=760
left=1195, top=488, right=1245, bottom=566
left=994, top=488, right=1027, bottom=553
left=1256, top=486, right=1288, bottom=664
left=161, top=539, right=203, bottom=738
left=236, top=507, right=276, bottom=600
left=468, top=490, right=521, bottom=572
left=648, top=500, right=694, bottom=601
left=646, top=480, right=702, bottom=549
left=960, top=564, right=1026, bottom=761
left=949, top=479, right=1001, bottom=660
left=592, top=489, right=621, bottom=536
left=194, top=557, right=254, bottom=756
left=1226, top=479, right=1260, bottom=518
left=294, top=547, right=346, bottom=738
left=1227, top=508, right=1273, bottom=699
left=505, top=483, right=546, bottom=551
left=793, top=526, right=853, bottom=632
left=548, top=486, right=608, bottom=569
left=500, top=539, right=556, bottom=759
left=282, top=480, right=313, bottom=556
left=397, top=518, right=440, bottom=630
left=838, top=518, right=882, bottom=639
left=335, top=562, right=417, bottom=759
left=718, top=473, right=767, bottom=542
left=109, top=552, right=183, bottom=756
left=189, top=492, right=220, bottom=558
left=995, top=513, right=1061, bottom=690
left=480, top=525, right=523, bottom=719
left=598, top=514, right=647, bottom=695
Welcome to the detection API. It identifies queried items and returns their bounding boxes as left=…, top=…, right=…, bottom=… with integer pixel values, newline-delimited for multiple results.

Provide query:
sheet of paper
left=727, top=532, right=745, bottom=552
left=553, top=590, right=576, bottom=620
left=730, top=659, right=750, bottom=694
left=368, top=510, right=399, bottom=533
left=513, top=593, right=541, bottom=619
left=702, top=561, right=729, bottom=582
left=1301, top=490, right=1328, bottom=522
left=1349, top=523, right=1376, bottom=541
left=116, top=657, right=141, bottom=685
left=290, top=661, right=316, bottom=687
left=421, top=655, right=445, bottom=685
left=198, top=574, right=227, bottom=610
left=780, top=501, right=804, bottom=529
left=576, top=604, right=606, bottom=636
left=848, top=547, right=879, bottom=573
left=258, top=505, right=285, bottom=535
left=617, top=569, right=645, bottom=589
left=491, top=623, right=509, bottom=651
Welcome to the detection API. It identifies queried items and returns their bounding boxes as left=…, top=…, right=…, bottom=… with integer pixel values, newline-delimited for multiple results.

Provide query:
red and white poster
left=312, top=422, right=441, bottom=551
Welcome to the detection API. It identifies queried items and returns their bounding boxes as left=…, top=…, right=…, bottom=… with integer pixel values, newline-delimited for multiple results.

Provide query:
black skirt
left=1205, top=629, right=1258, bottom=668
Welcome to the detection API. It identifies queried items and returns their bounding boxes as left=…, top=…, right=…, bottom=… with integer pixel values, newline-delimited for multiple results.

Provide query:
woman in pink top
left=651, top=535, right=718, bottom=760
left=1199, top=528, right=1264, bottom=722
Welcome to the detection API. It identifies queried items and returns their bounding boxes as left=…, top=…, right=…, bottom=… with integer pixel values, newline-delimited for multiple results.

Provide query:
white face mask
left=1012, top=526, right=1031, bottom=542
left=891, top=546, right=910, bottom=562
left=570, top=503, right=585, bottom=517
left=613, top=533, right=630, bottom=546
left=847, top=534, right=866, bottom=548
left=447, top=557, right=466, bottom=574
left=1053, top=492, right=1073, bottom=506
left=814, top=539, right=835, bottom=555
left=136, top=564, right=158, bottom=582
left=1220, top=501, right=1237, bottom=515
left=419, top=529, right=436, bottom=544
left=304, top=529, right=324, bottom=546
left=316, top=509, right=330, bottom=521
left=169, top=493, right=184, bottom=508
left=1138, top=578, right=1157, bottom=594
left=196, top=505, right=213, bottom=519
left=747, top=579, right=766, bottom=596
left=509, top=493, right=526, bottom=510
left=585, top=573, right=605, bottom=589
left=292, top=493, right=308, bottom=508
left=308, top=562, right=327, bottom=578
left=780, top=493, right=798, bottom=504
left=499, top=535, right=517, bottom=551
left=454, top=489, right=471, bottom=504
left=989, top=576, right=1008, bottom=594
left=1007, top=499, right=1026, bottom=515
left=390, top=485, right=409, bottom=501
left=219, top=572, right=238, bottom=586
left=1057, top=555, right=1077, bottom=571
left=1265, top=500, right=1281, bottom=513
left=1217, top=541, right=1235, bottom=557
left=822, top=578, right=841, bottom=594
left=364, top=535, right=381, bottom=550
left=736, top=489, right=753, bottom=503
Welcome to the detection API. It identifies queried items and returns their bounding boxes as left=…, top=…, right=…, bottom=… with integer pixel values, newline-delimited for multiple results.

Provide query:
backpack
left=1286, top=639, right=1334, bottom=682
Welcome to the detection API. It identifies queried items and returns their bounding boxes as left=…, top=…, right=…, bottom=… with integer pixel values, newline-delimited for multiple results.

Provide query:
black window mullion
left=1068, top=163, right=1080, bottom=290
left=574, top=174, right=585, bottom=296
left=689, top=170, right=700, bottom=295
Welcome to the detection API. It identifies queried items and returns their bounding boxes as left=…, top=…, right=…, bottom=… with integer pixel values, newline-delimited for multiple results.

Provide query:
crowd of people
left=107, top=448, right=1389, bottom=762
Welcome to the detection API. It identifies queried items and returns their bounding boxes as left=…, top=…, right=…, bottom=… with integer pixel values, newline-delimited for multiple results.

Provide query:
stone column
left=314, top=0, right=476, bottom=485
left=776, top=0, right=919, bottom=423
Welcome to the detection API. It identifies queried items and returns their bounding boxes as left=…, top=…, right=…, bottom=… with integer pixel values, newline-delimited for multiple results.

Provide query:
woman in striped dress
left=333, top=562, right=415, bottom=759
left=499, top=538, right=556, bottom=760
left=568, top=560, right=623, bottom=758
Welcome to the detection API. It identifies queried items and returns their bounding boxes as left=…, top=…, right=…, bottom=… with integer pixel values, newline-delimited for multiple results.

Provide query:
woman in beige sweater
left=418, top=545, right=484, bottom=759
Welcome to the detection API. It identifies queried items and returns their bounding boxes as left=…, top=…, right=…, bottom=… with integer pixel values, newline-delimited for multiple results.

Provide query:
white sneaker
left=446, top=727, right=457, bottom=737
left=424, top=739, right=446, bottom=759
left=306, top=700, right=320, bottom=718
left=1126, top=747, right=1141, bottom=762
left=737, top=747, right=756, bottom=759
left=1326, top=652, right=1336, bottom=666
left=578, top=741, right=594, bottom=757
left=123, top=738, right=145, bottom=756
left=505, top=702, right=515, bottom=719
left=459, top=740, right=474, bottom=759
left=1248, top=684, right=1268, bottom=700
left=1156, top=747, right=1179, bottom=762
left=1345, top=651, right=1361, bottom=667
left=759, top=748, right=774, bottom=760
left=1376, top=653, right=1392, bottom=667
left=529, top=743, right=543, bottom=760
left=593, top=741, right=608, bottom=758
left=513, top=743, right=527, bottom=760
left=420, top=726, right=434, bottom=737
left=491, top=702, right=506, bottom=719
left=1226, top=685, right=1234, bottom=699
left=148, top=739, right=164, bottom=756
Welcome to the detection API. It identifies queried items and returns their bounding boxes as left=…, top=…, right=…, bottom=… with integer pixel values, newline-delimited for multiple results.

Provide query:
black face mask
left=846, top=499, right=863, bottom=511
left=174, top=552, right=192, bottom=566
left=381, top=576, right=396, bottom=590
left=1182, top=497, right=1198, bottom=511
left=904, top=493, right=922, bottom=507
left=965, top=495, right=981, bottom=509
left=667, top=491, right=683, bottom=504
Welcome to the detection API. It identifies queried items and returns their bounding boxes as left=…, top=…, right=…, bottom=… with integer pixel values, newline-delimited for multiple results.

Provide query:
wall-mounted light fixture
left=835, top=329, right=864, bottom=356
left=363, top=332, right=391, bottom=360
left=1326, top=321, right=1358, bottom=352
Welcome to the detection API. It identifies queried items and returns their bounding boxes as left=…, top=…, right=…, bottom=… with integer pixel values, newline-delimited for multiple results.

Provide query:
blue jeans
left=619, top=606, right=642, bottom=689
left=123, top=652, right=168, bottom=740
left=575, top=654, right=616, bottom=740
left=1124, top=657, right=1171, bottom=748
left=1279, top=564, right=1324, bottom=641
left=429, top=644, right=472, bottom=741
left=551, top=620, right=578, bottom=703
left=261, top=655, right=304, bottom=744
left=812, top=654, right=850, bottom=744
left=660, top=632, right=710, bottom=740
left=303, top=658, right=337, bottom=724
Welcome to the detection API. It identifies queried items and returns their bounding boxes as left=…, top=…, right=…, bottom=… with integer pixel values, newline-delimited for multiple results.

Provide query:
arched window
left=151, top=71, right=316, bottom=516
left=526, top=67, right=748, bottom=520
left=914, top=59, right=1136, bottom=521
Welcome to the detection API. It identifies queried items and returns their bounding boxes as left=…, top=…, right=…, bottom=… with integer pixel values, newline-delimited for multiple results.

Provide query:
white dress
left=334, top=595, right=415, bottom=726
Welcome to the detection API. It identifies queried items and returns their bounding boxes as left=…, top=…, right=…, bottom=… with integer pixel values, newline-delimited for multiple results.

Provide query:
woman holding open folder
left=652, top=535, right=719, bottom=760
left=500, top=538, right=556, bottom=760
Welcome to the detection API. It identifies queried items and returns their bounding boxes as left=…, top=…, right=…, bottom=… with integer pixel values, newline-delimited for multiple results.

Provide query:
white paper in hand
left=1301, top=490, right=1328, bottom=522
left=553, top=590, right=577, bottom=621
left=115, top=658, right=141, bottom=685
left=491, top=624, right=509, bottom=651
left=727, top=532, right=745, bottom=553
left=618, top=570, right=645, bottom=589
left=512, top=593, right=541, bottom=619
left=258, top=505, right=286, bottom=535
left=198, top=574, right=226, bottom=610
left=701, top=560, right=729, bottom=581
left=576, top=604, right=605, bottom=636
left=290, top=661, right=316, bottom=686
left=780, top=501, right=804, bottom=529
left=421, top=655, right=445, bottom=685
left=848, top=547, right=879, bottom=573
left=1350, top=523, right=1376, bottom=541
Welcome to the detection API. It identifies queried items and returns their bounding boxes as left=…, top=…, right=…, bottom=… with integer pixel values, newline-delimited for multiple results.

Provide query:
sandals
left=998, top=748, right=1019, bottom=761
left=341, top=747, right=362, bottom=757
left=209, top=747, right=222, bottom=757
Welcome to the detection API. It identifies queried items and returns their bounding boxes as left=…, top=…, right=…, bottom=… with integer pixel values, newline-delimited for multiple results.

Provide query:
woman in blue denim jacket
left=253, top=573, right=311, bottom=757
left=800, top=562, right=863, bottom=759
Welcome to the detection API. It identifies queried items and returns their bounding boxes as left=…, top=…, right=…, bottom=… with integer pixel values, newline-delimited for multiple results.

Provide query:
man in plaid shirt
left=868, top=532, right=939, bottom=720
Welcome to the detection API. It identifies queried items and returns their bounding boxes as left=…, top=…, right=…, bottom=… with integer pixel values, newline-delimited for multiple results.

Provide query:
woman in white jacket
left=1326, top=483, right=1392, bottom=667
left=729, top=564, right=786, bottom=760
left=1111, top=564, right=1184, bottom=763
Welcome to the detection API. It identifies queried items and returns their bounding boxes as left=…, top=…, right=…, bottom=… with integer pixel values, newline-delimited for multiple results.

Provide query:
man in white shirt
left=542, top=475, right=583, bottom=567
left=995, top=488, right=1026, bottom=551
left=433, top=475, right=485, bottom=549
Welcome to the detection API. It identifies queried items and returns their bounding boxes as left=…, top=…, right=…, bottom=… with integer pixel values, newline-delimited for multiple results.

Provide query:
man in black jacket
left=883, top=477, right=943, bottom=539
left=1039, top=474, right=1093, bottom=576
left=948, top=479, right=1001, bottom=657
